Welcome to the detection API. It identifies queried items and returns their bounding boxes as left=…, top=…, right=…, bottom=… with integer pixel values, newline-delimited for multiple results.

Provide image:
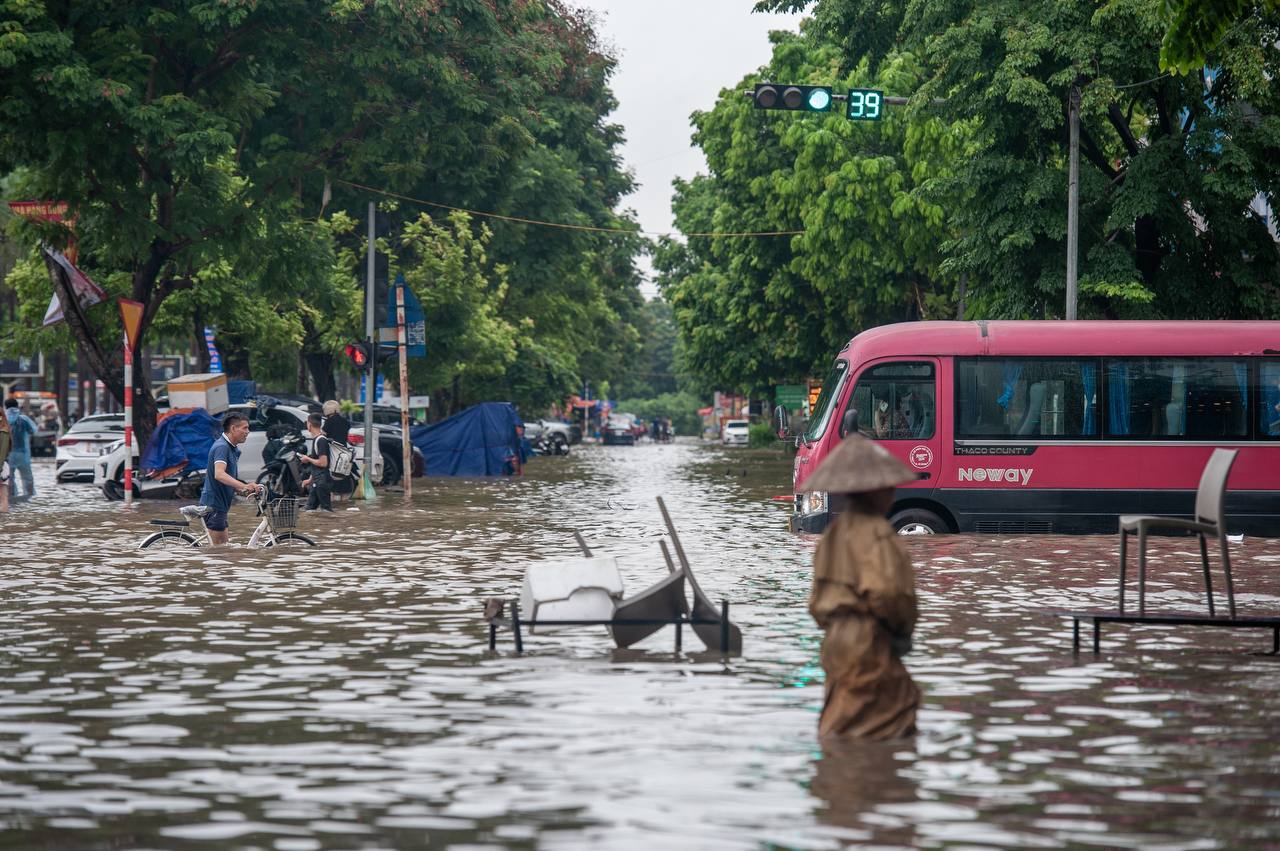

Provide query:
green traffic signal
left=753, top=83, right=832, bottom=113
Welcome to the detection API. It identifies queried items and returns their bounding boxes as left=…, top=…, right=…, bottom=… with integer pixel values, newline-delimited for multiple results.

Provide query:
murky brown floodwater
left=1, top=445, right=1278, bottom=850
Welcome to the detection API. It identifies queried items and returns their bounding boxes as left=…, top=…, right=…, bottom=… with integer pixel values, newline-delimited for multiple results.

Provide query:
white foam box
left=518, top=557, right=625, bottom=624
left=167, top=372, right=229, bottom=415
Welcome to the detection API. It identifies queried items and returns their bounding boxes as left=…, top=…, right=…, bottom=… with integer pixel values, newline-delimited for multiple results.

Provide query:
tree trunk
left=299, top=313, right=336, bottom=402
left=192, top=309, right=212, bottom=373
left=44, top=250, right=164, bottom=447
left=218, top=328, right=253, bottom=379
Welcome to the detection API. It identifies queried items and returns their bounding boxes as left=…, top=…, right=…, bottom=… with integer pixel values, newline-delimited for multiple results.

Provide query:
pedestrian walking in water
left=3, top=398, right=37, bottom=503
left=802, top=434, right=921, bottom=741
left=198, top=411, right=264, bottom=545
left=300, top=413, right=333, bottom=512
left=321, top=400, right=350, bottom=444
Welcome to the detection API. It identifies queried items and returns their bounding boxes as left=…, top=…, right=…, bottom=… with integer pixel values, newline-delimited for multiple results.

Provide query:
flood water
left=1, top=444, right=1278, bottom=850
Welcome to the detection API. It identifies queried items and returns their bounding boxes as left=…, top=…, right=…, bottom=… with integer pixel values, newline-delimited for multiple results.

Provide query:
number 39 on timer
left=846, top=88, right=883, bottom=121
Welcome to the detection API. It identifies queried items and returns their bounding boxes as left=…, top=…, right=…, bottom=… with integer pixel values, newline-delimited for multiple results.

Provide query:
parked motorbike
left=256, top=428, right=309, bottom=497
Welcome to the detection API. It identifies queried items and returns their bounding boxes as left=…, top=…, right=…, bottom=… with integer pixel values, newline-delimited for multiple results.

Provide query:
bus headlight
left=802, top=490, right=828, bottom=514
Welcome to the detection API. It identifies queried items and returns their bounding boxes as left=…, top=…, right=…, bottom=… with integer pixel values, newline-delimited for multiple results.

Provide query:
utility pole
left=363, top=202, right=375, bottom=497
left=394, top=274, right=411, bottom=500
left=1065, top=85, right=1080, bottom=320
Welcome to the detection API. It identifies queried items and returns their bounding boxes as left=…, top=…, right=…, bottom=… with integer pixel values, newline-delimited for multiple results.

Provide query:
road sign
left=119, top=299, right=144, bottom=350
left=775, top=384, right=808, bottom=410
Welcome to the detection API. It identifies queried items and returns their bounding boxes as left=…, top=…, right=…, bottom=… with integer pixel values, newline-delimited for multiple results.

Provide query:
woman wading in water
left=802, top=435, right=921, bottom=740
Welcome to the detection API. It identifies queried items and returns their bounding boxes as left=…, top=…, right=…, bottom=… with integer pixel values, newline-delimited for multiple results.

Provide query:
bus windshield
left=803, top=360, right=849, bottom=443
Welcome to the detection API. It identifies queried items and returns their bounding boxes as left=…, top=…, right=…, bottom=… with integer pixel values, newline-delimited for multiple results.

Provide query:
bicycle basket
left=268, top=497, right=302, bottom=529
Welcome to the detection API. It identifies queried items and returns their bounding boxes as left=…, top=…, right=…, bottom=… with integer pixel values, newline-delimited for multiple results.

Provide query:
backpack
left=328, top=440, right=355, bottom=478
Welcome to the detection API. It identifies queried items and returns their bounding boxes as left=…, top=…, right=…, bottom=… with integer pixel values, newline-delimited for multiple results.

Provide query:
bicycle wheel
left=139, top=529, right=199, bottom=550
left=265, top=531, right=315, bottom=548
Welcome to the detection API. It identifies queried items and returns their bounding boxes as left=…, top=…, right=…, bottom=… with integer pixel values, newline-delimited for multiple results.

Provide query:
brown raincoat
left=810, top=510, right=920, bottom=740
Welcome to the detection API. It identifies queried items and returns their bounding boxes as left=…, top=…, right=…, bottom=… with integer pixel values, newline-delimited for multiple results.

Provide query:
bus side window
left=1107, top=358, right=1248, bottom=438
left=1258, top=361, right=1280, bottom=438
left=957, top=358, right=1098, bottom=439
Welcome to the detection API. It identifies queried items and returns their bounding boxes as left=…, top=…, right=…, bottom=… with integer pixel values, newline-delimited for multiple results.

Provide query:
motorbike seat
left=179, top=504, right=213, bottom=519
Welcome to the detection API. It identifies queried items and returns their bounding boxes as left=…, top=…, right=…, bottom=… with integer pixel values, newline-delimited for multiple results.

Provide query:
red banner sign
left=8, top=201, right=71, bottom=223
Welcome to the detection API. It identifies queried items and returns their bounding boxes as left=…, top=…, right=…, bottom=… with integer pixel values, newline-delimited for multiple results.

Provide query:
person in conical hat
left=803, top=434, right=921, bottom=740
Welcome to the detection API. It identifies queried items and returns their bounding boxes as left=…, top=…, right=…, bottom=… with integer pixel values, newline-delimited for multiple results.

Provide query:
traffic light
left=344, top=340, right=372, bottom=370
left=752, top=83, right=832, bottom=112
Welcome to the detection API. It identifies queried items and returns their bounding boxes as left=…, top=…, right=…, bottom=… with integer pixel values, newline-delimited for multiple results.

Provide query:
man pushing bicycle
left=199, top=411, right=264, bottom=545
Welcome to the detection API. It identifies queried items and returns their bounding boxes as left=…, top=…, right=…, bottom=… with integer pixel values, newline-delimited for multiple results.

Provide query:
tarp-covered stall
left=410, top=402, right=525, bottom=477
left=140, top=409, right=219, bottom=479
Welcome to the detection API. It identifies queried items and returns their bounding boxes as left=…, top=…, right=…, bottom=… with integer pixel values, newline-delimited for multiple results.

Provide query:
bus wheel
left=891, top=508, right=947, bottom=535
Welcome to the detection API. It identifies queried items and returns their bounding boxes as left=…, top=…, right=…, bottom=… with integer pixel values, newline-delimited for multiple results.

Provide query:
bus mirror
left=772, top=404, right=790, bottom=439
left=839, top=408, right=858, bottom=438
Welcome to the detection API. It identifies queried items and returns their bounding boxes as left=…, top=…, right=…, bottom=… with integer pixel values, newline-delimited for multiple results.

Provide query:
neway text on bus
left=957, top=467, right=1034, bottom=485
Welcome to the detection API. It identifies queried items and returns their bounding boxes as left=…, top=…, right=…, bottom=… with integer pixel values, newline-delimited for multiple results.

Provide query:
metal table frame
left=1052, top=610, right=1280, bottom=655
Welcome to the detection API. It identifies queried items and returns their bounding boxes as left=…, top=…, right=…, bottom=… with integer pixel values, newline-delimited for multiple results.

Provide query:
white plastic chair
left=1117, top=448, right=1238, bottom=617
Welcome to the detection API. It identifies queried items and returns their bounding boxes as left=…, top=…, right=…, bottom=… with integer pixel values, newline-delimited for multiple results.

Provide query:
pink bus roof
left=844, top=321, right=1280, bottom=362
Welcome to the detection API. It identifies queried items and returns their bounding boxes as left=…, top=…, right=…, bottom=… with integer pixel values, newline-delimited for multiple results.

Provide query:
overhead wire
left=333, top=178, right=803, bottom=239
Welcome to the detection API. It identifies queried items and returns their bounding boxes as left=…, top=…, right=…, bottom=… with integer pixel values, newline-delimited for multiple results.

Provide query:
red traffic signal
left=344, top=341, right=372, bottom=369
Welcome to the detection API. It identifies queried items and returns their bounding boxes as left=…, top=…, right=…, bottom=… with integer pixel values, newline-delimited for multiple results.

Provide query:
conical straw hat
left=800, top=434, right=917, bottom=493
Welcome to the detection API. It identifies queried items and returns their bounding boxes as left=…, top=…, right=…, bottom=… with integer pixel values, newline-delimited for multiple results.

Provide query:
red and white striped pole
left=123, top=336, right=133, bottom=507
left=118, top=299, right=144, bottom=508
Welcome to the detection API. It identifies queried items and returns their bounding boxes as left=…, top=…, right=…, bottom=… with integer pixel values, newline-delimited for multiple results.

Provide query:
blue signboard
left=359, top=373, right=384, bottom=404
left=203, top=327, right=223, bottom=373
left=380, top=274, right=426, bottom=358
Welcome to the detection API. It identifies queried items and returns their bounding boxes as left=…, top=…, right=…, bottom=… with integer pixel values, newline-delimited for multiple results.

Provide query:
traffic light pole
left=363, top=202, right=376, bottom=496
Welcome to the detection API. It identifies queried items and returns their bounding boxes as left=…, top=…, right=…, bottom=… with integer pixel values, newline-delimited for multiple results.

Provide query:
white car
left=55, top=414, right=134, bottom=482
left=721, top=419, right=750, bottom=446
left=95, top=403, right=383, bottom=500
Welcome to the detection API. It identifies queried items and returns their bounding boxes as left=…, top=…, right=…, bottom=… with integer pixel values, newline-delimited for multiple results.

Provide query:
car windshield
left=803, top=359, right=850, bottom=443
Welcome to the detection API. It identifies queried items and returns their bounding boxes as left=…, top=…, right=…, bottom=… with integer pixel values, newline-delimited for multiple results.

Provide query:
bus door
left=844, top=359, right=942, bottom=491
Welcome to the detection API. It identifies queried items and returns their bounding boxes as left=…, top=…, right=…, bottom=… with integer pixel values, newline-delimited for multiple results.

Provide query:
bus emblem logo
left=909, top=445, right=933, bottom=469
left=958, top=467, right=1034, bottom=485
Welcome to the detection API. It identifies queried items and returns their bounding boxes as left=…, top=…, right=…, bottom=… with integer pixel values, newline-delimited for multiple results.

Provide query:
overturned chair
left=1118, top=448, right=1239, bottom=617
left=485, top=497, right=742, bottom=655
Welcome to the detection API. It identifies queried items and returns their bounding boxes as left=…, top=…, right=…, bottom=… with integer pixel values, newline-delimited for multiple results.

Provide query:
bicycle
left=138, top=489, right=316, bottom=549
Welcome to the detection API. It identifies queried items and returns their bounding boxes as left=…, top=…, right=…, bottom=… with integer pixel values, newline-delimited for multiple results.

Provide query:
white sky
left=569, top=1, right=805, bottom=296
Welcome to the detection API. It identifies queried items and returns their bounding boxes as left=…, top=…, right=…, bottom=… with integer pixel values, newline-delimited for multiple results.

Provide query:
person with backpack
left=299, top=413, right=333, bottom=512
left=4, top=398, right=37, bottom=503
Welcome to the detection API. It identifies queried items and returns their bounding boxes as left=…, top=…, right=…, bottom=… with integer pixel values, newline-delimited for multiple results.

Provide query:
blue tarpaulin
left=410, top=402, right=525, bottom=477
left=227, top=380, right=257, bottom=405
left=140, top=408, right=220, bottom=477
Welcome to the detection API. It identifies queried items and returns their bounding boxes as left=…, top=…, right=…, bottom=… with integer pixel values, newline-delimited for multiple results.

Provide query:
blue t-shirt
left=5, top=410, right=37, bottom=459
left=199, top=435, right=240, bottom=511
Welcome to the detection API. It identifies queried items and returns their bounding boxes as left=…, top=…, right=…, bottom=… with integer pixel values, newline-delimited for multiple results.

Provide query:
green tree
left=760, top=0, right=1280, bottom=321
left=1159, top=0, right=1280, bottom=74
left=0, top=0, right=579, bottom=444
left=655, top=26, right=969, bottom=397
left=393, top=211, right=519, bottom=414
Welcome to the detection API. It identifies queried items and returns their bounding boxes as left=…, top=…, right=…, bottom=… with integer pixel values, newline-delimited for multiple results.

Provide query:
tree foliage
left=655, top=26, right=970, bottom=396
left=0, top=0, right=647, bottom=438
left=755, top=0, right=1280, bottom=325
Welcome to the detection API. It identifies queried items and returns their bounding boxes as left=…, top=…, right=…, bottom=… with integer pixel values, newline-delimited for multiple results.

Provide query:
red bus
left=785, top=321, right=1280, bottom=535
